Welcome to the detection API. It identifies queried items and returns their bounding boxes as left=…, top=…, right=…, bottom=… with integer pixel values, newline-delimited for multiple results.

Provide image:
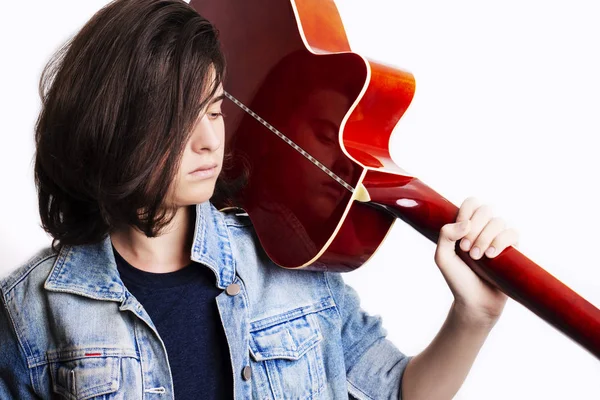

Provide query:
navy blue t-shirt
left=112, top=244, right=233, bottom=399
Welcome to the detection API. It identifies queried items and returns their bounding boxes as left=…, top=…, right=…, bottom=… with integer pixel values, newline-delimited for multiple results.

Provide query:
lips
left=189, top=164, right=218, bottom=174
left=323, top=181, right=344, bottom=197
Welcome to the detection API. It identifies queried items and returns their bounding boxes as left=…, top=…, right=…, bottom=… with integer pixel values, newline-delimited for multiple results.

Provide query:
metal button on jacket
left=226, top=283, right=241, bottom=296
left=242, top=365, right=252, bottom=381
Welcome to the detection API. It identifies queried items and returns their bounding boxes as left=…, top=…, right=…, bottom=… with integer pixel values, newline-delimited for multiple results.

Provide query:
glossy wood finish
left=293, top=0, right=351, bottom=53
left=363, top=170, right=600, bottom=359
left=191, top=0, right=371, bottom=267
left=190, top=0, right=600, bottom=359
left=294, top=0, right=416, bottom=171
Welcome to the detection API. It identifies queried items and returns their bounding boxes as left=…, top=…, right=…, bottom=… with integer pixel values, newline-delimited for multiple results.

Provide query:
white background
left=1, top=1, right=599, bottom=399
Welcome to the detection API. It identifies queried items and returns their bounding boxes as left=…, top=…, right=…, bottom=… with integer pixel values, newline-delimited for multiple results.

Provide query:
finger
left=485, top=227, right=520, bottom=258
left=455, top=196, right=481, bottom=223
left=469, top=217, right=506, bottom=260
left=459, top=204, right=493, bottom=252
left=436, top=220, right=471, bottom=258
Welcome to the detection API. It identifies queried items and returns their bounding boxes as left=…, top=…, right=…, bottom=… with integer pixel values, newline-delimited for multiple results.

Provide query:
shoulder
left=0, top=246, right=58, bottom=344
left=0, top=246, right=57, bottom=379
left=0, top=246, right=57, bottom=297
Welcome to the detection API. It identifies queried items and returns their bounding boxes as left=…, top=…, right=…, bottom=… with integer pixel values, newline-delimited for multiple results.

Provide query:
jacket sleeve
left=0, top=292, right=40, bottom=399
left=326, top=271, right=413, bottom=400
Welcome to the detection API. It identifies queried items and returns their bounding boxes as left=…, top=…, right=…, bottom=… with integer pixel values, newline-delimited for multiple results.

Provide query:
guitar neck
left=362, top=169, right=600, bottom=359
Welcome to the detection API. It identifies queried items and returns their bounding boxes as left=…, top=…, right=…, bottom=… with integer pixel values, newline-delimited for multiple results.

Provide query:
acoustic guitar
left=189, top=0, right=600, bottom=360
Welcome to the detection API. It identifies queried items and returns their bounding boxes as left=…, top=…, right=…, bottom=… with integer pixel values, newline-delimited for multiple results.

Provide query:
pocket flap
left=249, top=302, right=330, bottom=362
left=49, top=351, right=121, bottom=400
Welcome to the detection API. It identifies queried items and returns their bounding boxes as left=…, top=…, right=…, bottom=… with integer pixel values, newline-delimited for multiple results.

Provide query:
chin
left=177, top=190, right=215, bottom=206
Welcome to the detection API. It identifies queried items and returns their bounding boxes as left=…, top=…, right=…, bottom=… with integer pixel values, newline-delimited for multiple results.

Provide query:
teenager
left=0, top=0, right=519, bottom=399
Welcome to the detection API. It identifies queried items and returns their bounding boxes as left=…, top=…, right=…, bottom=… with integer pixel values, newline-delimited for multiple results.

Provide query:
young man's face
left=169, top=83, right=225, bottom=207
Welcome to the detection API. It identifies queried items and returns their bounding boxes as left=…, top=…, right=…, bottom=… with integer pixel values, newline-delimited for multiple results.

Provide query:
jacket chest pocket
left=249, top=302, right=332, bottom=400
left=47, top=348, right=131, bottom=400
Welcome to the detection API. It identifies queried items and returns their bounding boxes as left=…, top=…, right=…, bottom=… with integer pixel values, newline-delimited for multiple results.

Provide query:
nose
left=332, top=151, right=355, bottom=183
left=190, top=115, right=222, bottom=153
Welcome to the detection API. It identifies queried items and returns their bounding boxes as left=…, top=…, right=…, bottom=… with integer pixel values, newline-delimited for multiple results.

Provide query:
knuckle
left=491, top=227, right=517, bottom=246
left=499, top=227, right=517, bottom=237
left=474, top=234, right=492, bottom=249
left=506, top=227, right=520, bottom=241
left=459, top=196, right=477, bottom=212
left=478, top=204, right=494, bottom=217
left=440, top=224, right=452, bottom=236
left=476, top=225, right=500, bottom=246
left=463, top=196, right=479, bottom=206
left=490, top=216, right=505, bottom=227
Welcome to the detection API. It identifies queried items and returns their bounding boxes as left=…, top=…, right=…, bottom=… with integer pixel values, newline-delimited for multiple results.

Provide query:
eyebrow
left=195, top=93, right=226, bottom=122
left=210, top=93, right=225, bottom=104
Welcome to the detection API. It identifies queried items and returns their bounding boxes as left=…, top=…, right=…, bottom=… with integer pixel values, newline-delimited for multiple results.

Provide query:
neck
left=110, top=204, right=197, bottom=273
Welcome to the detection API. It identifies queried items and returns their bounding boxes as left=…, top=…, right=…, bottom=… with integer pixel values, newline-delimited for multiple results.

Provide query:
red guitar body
left=190, top=0, right=600, bottom=359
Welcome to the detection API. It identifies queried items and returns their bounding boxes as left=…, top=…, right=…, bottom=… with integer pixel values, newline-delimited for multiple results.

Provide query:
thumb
left=437, top=220, right=470, bottom=253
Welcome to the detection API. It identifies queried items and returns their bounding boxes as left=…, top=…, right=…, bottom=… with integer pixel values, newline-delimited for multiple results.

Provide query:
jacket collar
left=44, top=201, right=236, bottom=302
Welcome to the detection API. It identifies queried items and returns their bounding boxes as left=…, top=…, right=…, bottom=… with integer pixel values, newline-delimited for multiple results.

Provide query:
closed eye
left=208, top=111, right=225, bottom=120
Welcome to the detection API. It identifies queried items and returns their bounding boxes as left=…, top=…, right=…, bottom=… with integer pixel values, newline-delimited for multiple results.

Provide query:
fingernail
left=462, top=239, right=471, bottom=250
left=486, top=246, right=496, bottom=257
left=471, top=247, right=480, bottom=258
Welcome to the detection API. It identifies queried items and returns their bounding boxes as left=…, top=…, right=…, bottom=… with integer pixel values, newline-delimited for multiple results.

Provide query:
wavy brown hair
left=34, top=0, right=227, bottom=252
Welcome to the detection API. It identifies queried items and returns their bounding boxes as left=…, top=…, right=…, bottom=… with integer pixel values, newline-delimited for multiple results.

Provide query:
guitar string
left=223, top=91, right=355, bottom=193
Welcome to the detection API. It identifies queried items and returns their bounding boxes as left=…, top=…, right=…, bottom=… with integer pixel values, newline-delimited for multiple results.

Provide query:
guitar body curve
left=191, top=0, right=416, bottom=270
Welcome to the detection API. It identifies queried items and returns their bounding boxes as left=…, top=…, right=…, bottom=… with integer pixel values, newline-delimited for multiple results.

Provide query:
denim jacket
left=0, top=201, right=412, bottom=399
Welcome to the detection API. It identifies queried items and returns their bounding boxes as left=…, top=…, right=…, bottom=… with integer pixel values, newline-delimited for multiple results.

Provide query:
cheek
left=312, top=146, right=337, bottom=165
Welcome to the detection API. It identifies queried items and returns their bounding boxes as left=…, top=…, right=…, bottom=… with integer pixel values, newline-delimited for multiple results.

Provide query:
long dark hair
left=34, top=0, right=226, bottom=252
